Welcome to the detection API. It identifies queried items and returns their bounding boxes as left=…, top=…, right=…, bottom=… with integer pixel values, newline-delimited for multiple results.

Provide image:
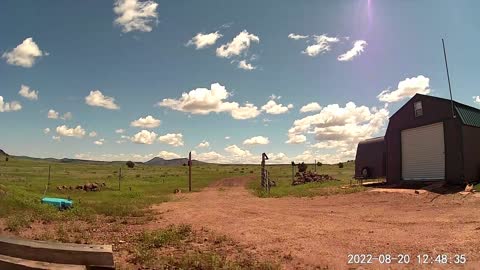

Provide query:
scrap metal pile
left=292, top=171, right=337, bottom=186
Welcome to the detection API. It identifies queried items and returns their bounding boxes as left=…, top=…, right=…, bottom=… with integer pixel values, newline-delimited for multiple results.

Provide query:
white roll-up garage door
left=401, top=122, right=445, bottom=180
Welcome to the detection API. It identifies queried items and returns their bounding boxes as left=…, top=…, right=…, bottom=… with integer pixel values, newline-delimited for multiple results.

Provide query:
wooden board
left=0, top=254, right=86, bottom=270
left=0, top=236, right=114, bottom=269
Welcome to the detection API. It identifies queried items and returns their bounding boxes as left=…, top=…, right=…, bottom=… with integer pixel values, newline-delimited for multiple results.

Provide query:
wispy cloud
left=113, top=0, right=158, bottom=33
left=338, top=40, right=367, bottom=61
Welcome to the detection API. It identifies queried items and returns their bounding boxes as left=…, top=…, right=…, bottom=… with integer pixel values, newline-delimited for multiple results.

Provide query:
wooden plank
left=0, top=236, right=114, bottom=268
left=0, top=254, right=86, bottom=270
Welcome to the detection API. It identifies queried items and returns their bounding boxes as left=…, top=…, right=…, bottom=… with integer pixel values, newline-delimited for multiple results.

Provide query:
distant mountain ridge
left=0, top=150, right=208, bottom=166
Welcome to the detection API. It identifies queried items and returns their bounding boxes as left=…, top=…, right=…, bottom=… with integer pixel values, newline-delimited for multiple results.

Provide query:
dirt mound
left=292, top=171, right=337, bottom=185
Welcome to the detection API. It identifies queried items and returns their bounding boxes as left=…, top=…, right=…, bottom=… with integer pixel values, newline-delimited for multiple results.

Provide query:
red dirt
left=152, top=176, right=480, bottom=269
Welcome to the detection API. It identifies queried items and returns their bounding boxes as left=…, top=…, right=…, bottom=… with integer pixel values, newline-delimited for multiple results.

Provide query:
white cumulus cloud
left=192, top=151, right=224, bottom=162
left=197, top=140, right=210, bottom=148
left=285, top=134, right=306, bottom=144
left=113, top=0, right=158, bottom=33
left=131, top=130, right=157, bottom=144
left=243, top=136, right=270, bottom=145
left=48, top=109, right=59, bottom=119
left=0, top=96, right=22, bottom=112
left=287, top=102, right=389, bottom=161
left=158, top=83, right=260, bottom=120
left=216, top=30, right=259, bottom=58
left=300, top=102, right=322, bottom=113
left=474, top=96, right=480, bottom=104
left=187, top=31, right=222, bottom=49
left=288, top=33, right=309, bottom=40
left=302, top=34, right=339, bottom=57
left=377, top=75, right=431, bottom=103
left=2, top=38, right=45, bottom=68
left=157, top=150, right=181, bottom=159
left=44, top=128, right=50, bottom=134
left=130, top=115, right=161, bottom=128
left=338, top=40, right=367, bottom=61
left=85, top=90, right=120, bottom=110
left=94, top=139, right=105, bottom=145
left=238, top=60, right=256, bottom=70
left=158, top=133, right=184, bottom=147
left=261, top=100, right=293, bottom=114
left=56, top=125, right=86, bottom=138
left=18, top=85, right=38, bottom=100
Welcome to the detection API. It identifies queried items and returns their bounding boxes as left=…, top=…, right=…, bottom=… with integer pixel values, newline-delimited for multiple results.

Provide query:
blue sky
left=1, top=0, right=479, bottom=164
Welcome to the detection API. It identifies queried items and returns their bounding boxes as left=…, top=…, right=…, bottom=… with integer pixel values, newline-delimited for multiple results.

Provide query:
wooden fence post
left=188, top=152, right=192, bottom=192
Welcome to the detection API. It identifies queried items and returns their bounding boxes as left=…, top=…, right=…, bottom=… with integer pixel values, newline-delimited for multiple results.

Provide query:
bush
left=126, top=161, right=135, bottom=168
left=338, top=162, right=344, bottom=168
left=297, top=162, right=308, bottom=172
left=317, top=162, right=322, bottom=167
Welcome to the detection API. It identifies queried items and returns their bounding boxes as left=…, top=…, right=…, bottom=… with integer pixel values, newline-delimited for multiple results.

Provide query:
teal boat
left=41, top=197, right=73, bottom=209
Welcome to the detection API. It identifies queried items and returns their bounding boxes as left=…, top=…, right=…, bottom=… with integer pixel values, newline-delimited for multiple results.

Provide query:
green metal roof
left=455, top=103, right=480, bottom=128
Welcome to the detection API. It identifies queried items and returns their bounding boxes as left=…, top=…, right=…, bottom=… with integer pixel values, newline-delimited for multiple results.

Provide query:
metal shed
left=385, top=94, right=480, bottom=185
left=354, top=136, right=386, bottom=179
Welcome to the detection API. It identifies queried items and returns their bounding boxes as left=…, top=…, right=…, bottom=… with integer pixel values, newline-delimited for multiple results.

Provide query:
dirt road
left=153, top=176, right=480, bottom=269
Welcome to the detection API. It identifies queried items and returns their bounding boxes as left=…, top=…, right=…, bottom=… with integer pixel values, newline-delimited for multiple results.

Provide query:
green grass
left=0, top=157, right=258, bottom=226
left=249, top=161, right=366, bottom=197
left=138, top=224, right=192, bottom=248
left=0, top=157, right=362, bottom=228
left=131, top=224, right=280, bottom=269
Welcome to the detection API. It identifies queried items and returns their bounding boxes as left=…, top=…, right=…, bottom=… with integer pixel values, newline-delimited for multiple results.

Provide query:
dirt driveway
left=153, top=176, right=480, bottom=269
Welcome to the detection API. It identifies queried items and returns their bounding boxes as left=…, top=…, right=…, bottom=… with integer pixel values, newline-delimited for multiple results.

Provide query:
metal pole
left=442, top=38, right=455, bottom=119
left=118, top=167, right=121, bottom=191
left=188, top=152, right=192, bottom=192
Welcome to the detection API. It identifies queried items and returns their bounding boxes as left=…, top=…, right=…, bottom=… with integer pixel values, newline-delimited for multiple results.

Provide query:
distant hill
left=144, top=157, right=207, bottom=166
left=2, top=152, right=208, bottom=166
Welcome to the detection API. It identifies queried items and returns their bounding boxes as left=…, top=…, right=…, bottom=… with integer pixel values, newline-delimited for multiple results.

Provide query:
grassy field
left=0, top=156, right=361, bottom=232
left=0, top=156, right=261, bottom=229
left=249, top=161, right=366, bottom=197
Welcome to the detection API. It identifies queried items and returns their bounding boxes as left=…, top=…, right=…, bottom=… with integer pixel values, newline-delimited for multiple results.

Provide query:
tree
left=126, top=161, right=135, bottom=168
left=297, top=162, right=308, bottom=173
left=338, top=162, right=344, bottom=168
left=291, top=161, right=296, bottom=166
left=317, top=161, right=322, bottom=167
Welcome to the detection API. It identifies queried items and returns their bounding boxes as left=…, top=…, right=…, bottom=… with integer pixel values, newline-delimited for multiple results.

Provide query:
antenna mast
left=442, top=38, right=456, bottom=118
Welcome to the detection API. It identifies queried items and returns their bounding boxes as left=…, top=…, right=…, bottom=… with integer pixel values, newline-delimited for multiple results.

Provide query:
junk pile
left=292, top=171, right=337, bottom=186
left=56, top=182, right=106, bottom=192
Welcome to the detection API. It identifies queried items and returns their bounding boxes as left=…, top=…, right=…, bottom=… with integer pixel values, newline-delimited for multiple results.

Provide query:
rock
left=174, top=188, right=182, bottom=194
left=465, top=184, right=474, bottom=192
left=118, top=240, right=126, bottom=244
